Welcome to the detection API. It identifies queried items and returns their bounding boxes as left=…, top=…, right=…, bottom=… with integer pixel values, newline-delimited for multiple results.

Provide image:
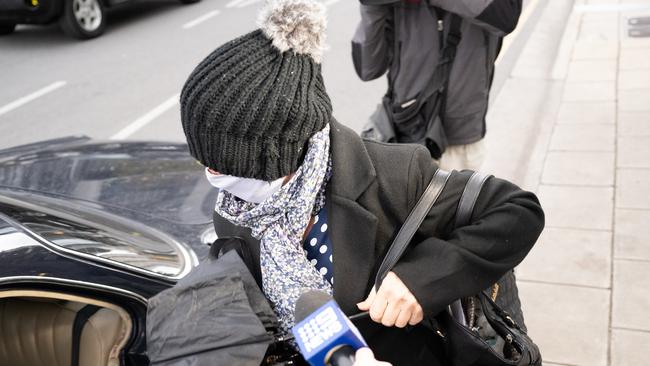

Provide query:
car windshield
left=0, top=199, right=194, bottom=279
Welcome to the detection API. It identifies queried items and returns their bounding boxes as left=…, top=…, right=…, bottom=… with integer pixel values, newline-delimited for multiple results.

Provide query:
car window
left=0, top=201, right=194, bottom=278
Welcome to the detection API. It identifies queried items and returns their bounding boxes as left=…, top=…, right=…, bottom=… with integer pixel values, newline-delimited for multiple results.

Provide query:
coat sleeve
left=351, top=4, right=393, bottom=81
left=392, top=146, right=544, bottom=316
left=429, top=0, right=522, bottom=35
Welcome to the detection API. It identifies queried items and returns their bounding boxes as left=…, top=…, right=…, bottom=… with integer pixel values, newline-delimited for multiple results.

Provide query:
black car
left=0, top=0, right=201, bottom=39
left=0, top=136, right=219, bottom=365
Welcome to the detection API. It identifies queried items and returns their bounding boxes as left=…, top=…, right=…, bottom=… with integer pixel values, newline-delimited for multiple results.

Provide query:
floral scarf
left=214, top=124, right=333, bottom=331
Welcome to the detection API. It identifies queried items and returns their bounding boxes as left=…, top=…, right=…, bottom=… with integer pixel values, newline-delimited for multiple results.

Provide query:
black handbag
left=361, top=7, right=462, bottom=159
left=374, top=170, right=542, bottom=366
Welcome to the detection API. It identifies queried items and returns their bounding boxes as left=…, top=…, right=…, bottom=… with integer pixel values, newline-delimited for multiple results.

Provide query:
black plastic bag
left=147, top=251, right=278, bottom=366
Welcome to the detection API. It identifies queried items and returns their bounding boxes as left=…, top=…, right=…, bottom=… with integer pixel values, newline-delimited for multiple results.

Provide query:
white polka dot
left=331, top=278, right=334, bottom=285
left=329, top=255, right=333, bottom=262
left=309, top=238, right=317, bottom=246
left=320, top=267, right=328, bottom=275
left=313, top=215, right=319, bottom=224
left=320, top=223, right=328, bottom=232
left=310, top=259, right=318, bottom=266
left=319, top=245, right=327, bottom=254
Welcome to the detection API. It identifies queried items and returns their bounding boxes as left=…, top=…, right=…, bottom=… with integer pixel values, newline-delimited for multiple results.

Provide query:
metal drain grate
left=628, top=16, right=650, bottom=37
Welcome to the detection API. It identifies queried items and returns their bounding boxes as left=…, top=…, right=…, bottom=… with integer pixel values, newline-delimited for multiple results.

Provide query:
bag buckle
left=446, top=32, right=461, bottom=47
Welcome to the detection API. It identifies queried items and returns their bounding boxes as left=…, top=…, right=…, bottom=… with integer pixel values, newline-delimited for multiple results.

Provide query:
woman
left=180, top=0, right=544, bottom=364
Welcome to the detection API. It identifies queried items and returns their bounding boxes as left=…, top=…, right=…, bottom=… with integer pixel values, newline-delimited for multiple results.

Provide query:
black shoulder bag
left=374, top=170, right=542, bottom=366
left=361, top=6, right=461, bottom=159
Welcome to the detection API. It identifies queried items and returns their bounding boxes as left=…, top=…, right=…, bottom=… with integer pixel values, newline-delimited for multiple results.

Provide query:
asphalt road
left=0, top=0, right=541, bottom=150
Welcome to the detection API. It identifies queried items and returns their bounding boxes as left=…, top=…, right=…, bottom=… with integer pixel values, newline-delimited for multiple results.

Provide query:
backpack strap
left=387, top=5, right=463, bottom=107
left=455, top=171, right=493, bottom=228
left=374, top=169, right=451, bottom=289
left=439, top=12, right=462, bottom=117
left=71, top=305, right=101, bottom=366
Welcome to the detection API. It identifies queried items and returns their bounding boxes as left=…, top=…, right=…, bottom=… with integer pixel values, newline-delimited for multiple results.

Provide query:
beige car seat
left=0, top=298, right=126, bottom=366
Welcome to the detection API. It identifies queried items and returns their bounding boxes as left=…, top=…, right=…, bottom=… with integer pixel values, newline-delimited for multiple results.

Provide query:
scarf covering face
left=214, top=124, right=333, bottom=331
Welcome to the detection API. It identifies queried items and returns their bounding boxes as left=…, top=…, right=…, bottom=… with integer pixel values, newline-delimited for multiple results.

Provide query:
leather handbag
left=374, top=170, right=542, bottom=366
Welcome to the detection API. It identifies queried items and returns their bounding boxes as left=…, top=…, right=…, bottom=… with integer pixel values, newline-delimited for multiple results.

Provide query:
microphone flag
left=292, top=300, right=368, bottom=366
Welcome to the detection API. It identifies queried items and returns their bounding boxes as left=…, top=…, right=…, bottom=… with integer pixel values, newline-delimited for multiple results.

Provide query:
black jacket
left=213, top=120, right=544, bottom=365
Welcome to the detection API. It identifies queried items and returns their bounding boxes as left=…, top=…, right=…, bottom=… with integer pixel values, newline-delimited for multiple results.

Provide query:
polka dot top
left=303, top=206, right=333, bottom=286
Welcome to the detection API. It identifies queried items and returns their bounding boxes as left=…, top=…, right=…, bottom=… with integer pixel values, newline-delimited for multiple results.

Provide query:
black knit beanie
left=180, top=0, right=332, bottom=181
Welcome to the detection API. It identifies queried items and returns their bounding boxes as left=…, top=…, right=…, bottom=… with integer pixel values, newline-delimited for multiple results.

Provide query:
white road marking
left=0, top=81, right=66, bottom=117
left=496, top=0, right=543, bottom=66
left=110, top=94, right=180, bottom=140
left=182, top=10, right=221, bottom=29
left=226, top=0, right=262, bottom=9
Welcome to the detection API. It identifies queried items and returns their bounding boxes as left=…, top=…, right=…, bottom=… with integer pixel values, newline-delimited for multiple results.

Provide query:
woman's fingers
left=368, top=292, right=389, bottom=322
left=380, top=301, right=402, bottom=327
left=408, top=304, right=424, bottom=326
left=360, top=272, right=424, bottom=327
left=394, top=307, right=412, bottom=328
left=356, top=287, right=377, bottom=311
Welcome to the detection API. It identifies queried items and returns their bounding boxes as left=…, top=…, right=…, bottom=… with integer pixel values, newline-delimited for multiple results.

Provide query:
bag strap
left=438, top=12, right=462, bottom=117
left=387, top=6, right=462, bottom=106
left=454, top=171, right=492, bottom=228
left=439, top=172, right=492, bottom=326
left=71, top=305, right=101, bottom=366
left=374, top=169, right=450, bottom=289
left=415, top=9, right=462, bottom=110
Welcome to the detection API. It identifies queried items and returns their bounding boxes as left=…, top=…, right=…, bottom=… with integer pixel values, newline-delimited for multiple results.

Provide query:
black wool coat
left=213, top=120, right=545, bottom=365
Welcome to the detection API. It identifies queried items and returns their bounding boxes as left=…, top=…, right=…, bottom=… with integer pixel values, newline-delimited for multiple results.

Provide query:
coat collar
left=329, top=119, right=377, bottom=201
left=328, top=119, right=379, bottom=314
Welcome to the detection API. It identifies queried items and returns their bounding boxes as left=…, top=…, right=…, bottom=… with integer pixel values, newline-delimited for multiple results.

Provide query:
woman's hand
left=354, top=348, right=391, bottom=366
left=356, top=271, right=424, bottom=328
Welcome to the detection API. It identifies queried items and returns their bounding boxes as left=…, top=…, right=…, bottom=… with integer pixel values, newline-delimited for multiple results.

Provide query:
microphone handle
left=326, top=345, right=356, bottom=366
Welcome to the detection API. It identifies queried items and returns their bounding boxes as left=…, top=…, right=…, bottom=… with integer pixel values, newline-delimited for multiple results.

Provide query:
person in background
left=352, top=0, right=522, bottom=171
left=180, top=0, right=543, bottom=364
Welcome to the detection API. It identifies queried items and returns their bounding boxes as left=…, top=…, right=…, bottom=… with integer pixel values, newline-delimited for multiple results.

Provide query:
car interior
left=0, top=290, right=132, bottom=366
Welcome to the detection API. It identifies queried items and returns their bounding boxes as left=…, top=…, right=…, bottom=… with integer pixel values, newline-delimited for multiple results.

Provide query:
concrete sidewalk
left=509, top=1, right=650, bottom=365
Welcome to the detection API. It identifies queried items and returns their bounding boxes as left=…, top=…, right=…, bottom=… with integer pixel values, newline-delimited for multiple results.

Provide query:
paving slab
left=549, top=124, right=615, bottom=152
left=517, top=228, right=612, bottom=288
left=612, top=259, right=650, bottom=331
left=572, top=40, right=618, bottom=60
left=620, top=46, right=650, bottom=69
left=615, top=209, right=650, bottom=261
left=616, top=168, right=650, bottom=209
left=542, top=151, right=614, bottom=186
left=611, top=329, right=650, bottom=366
left=567, top=60, right=617, bottom=82
left=518, top=282, right=609, bottom=366
left=618, top=111, right=650, bottom=136
left=617, top=136, right=650, bottom=168
left=557, top=102, right=615, bottom=125
left=618, top=89, right=650, bottom=112
left=579, top=17, right=619, bottom=42
left=538, top=185, right=613, bottom=230
left=618, top=69, right=650, bottom=90
left=621, top=37, right=650, bottom=49
left=562, top=82, right=616, bottom=102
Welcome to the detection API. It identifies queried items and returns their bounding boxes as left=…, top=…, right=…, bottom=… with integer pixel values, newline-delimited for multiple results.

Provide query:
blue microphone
left=292, top=290, right=368, bottom=366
